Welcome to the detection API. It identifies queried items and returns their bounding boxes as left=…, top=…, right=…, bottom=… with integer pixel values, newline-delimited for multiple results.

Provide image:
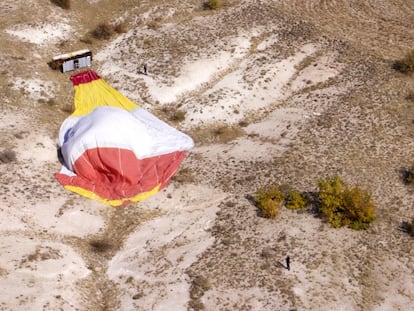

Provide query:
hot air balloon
left=55, top=70, right=194, bottom=207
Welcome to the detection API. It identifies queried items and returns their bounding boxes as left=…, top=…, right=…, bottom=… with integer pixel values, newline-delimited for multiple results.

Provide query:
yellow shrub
left=254, top=185, right=284, bottom=218
left=318, top=176, right=376, bottom=230
left=285, top=190, right=307, bottom=210
left=342, top=186, right=376, bottom=230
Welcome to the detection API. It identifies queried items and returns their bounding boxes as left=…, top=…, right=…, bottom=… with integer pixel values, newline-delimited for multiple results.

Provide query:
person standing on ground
left=286, top=256, right=290, bottom=271
left=143, top=63, right=147, bottom=75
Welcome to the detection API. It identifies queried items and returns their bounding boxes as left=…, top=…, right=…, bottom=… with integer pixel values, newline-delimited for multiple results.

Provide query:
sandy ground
left=1, top=0, right=414, bottom=310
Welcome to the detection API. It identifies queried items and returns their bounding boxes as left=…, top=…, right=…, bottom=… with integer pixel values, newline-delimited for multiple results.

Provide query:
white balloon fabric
left=55, top=70, right=194, bottom=207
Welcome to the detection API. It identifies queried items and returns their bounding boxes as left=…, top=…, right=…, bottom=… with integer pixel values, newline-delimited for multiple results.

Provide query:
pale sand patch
left=202, top=287, right=286, bottom=311
left=5, top=23, right=72, bottom=45
left=0, top=236, right=89, bottom=310
left=145, top=51, right=234, bottom=104
left=181, top=43, right=318, bottom=127
left=11, top=77, right=55, bottom=101
left=256, top=34, right=279, bottom=51
left=0, top=208, right=26, bottom=231
left=15, top=131, right=57, bottom=164
left=107, top=184, right=227, bottom=311
left=245, top=107, right=307, bottom=140
left=371, top=258, right=414, bottom=311
left=1, top=113, right=106, bottom=237
left=290, top=52, right=342, bottom=92
left=95, top=33, right=253, bottom=105
left=194, top=139, right=283, bottom=163
left=27, top=198, right=106, bottom=237
left=275, top=210, right=364, bottom=311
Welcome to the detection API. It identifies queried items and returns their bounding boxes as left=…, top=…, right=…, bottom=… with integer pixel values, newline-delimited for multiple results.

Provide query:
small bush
left=203, top=0, right=222, bottom=10
left=393, top=50, right=414, bottom=74
left=91, top=22, right=114, bottom=40
left=51, top=0, right=71, bottom=9
left=318, top=176, right=376, bottom=229
left=254, top=185, right=284, bottom=218
left=285, top=190, right=308, bottom=210
left=170, top=110, right=186, bottom=122
left=318, top=176, right=345, bottom=228
left=342, top=186, right=376, bottom=230
left=0, top=149, right=16, bottom=163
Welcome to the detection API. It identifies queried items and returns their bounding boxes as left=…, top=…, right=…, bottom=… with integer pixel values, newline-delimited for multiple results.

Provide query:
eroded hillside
left=1, top=0, right=414, bottom=310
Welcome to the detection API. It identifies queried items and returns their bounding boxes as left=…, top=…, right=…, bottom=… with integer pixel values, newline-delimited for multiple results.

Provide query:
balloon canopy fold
left=55, top=70, right=194, bottom=206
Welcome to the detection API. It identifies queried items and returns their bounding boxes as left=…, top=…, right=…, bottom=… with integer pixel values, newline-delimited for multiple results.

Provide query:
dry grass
left=91, top=22, right=114, bottom=40
left=114, top=22, right=128, bottom=34
left=171, top=167, right=195, bottom=184
left=190, top=123, right=245, bottom=145
left=88, top=239, right=113, bottom=254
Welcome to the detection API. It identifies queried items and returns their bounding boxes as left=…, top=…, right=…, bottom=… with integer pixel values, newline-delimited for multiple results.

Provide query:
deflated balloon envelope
left=55, top=70, right=194, bottom=207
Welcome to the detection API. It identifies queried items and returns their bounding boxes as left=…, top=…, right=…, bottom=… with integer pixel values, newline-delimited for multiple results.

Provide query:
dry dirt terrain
left=1, top=0, right=414, bottom=310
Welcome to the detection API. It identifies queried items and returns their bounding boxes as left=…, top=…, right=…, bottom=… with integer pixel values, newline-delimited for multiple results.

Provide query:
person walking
left=286, top=256, right=290, bottom=271
left=143, top=63, right=147, bottom=75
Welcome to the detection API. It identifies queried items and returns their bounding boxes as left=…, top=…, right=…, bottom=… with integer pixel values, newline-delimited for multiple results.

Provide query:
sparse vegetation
left=51, top=0, right=71, bottom=9
left=85, top=21, right=127, bottom=42
left=0, top=149, right=16, bottom=163
left=252, top=177, right=375, bottom=230
left=254, top=185, right=284, bottom=218
left=89, top=239, right=112, bottom=253
left=171, top=167, right=195, bottom=183
left=91, top=22, right=114, bottom=40
left=318, top=176, right=376, bottom=229
left=169, top=110, right=186, bottom=122
left=211, top=124, right=244, bottom=143
left=393, top=50, right=414, bottom=74
left=191, top=124, right=244, bottom=144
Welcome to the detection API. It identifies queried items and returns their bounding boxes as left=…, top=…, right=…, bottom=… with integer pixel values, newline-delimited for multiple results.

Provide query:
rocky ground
left=0, top=0, right=414, bottom=310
